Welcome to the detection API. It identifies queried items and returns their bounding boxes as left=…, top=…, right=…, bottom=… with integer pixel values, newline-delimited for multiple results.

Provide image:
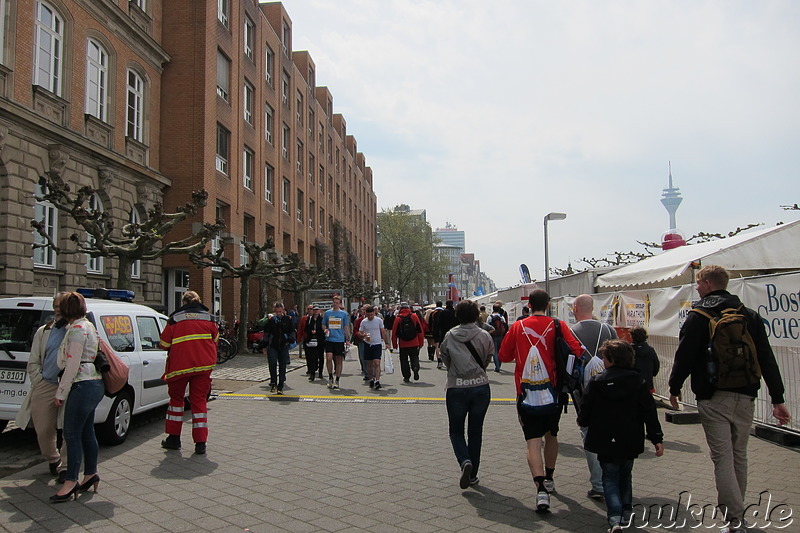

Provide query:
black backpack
left=397, top=315, right=419, bottom=341
left=490, top=315, right=508, bottom=337
left=553, top=319, right=583, bottom=412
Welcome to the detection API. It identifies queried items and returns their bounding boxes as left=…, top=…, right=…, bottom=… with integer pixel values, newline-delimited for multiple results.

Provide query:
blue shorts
left=364, top=343, right=382, bottom=360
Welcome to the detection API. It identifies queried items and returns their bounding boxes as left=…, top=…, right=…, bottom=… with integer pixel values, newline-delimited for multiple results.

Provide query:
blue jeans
left=600, top=459, right=634, bottom=527
left=580, top=426, right=604, bottom=492
left=446, top=384, right=491, bottom=477
left=268, top=345, right=291, bottom=390
left=63, top=379, right=104, bottom=481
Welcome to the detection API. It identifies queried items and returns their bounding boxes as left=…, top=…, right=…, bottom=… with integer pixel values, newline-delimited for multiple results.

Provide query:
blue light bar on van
left=76, top=288, right=135, bottom=302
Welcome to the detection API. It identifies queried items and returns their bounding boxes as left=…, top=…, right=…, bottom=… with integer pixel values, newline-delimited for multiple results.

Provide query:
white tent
left=595, top=220, right=800, bottom=289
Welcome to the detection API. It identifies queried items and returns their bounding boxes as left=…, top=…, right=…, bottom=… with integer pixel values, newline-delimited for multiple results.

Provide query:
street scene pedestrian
left=261, top=302, right=296, bottom=395
left=631, top=326, right=660, bottom=394
left=571, top=293, right=619, bottom=500
left=159, top=291, right=219, bottom=455
left=323, top=295, right=351, bottom=390
left=577, top=339, right=665, bottom=532
left=300, top=305, right=325, bottom=381
left=439, top=300, right=494, bottom=489
left=669, top=265, right=791, bottom=533
left=358, top=305, right=391, bottom=390
left=488, top=304, right=508, bottom=372
left=498, top=289, right=583, bottom=512
left=51, top=292, right=104, bottom=502
left=391, top=302, right=425, bottom=383
left=433, top=300, right=458, bottom=369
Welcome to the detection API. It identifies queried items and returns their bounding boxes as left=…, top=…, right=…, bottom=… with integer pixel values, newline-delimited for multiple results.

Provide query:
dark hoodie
left=668, top=290, right=785, bottom=403
left=578, top=367, right=663, bottom=461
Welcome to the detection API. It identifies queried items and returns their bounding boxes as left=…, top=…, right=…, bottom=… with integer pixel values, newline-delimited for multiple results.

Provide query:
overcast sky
left=277, top=0, right=800, bottom=289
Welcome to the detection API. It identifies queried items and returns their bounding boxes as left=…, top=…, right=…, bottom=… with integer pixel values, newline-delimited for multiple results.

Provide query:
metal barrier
left=650, top=335, right=799, bottom=433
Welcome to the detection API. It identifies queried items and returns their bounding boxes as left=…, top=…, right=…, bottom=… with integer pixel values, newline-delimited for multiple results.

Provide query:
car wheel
left=96, top=389, right=133, bottom=446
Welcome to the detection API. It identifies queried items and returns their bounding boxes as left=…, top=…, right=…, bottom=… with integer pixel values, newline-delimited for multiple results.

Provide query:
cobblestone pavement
left=1, top=354, right=797, bottom=532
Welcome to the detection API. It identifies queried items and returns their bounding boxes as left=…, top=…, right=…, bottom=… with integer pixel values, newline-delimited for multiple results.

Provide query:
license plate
left=0, top=370, right=26, bottom=383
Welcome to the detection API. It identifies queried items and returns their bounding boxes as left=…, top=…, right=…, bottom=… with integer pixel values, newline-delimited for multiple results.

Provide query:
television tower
left=660, top=162, right=682, bottom=230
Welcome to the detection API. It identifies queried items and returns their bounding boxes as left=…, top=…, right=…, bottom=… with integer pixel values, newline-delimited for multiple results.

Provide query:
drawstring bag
left=518, top=322, right=560, bottom=415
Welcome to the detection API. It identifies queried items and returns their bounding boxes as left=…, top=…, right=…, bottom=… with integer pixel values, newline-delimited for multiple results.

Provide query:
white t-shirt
left=359, top=316, right=385, bottom=346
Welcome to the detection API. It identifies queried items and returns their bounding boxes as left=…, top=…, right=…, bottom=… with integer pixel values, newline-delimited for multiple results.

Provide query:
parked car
left=0, top=291, right=171, bottom=445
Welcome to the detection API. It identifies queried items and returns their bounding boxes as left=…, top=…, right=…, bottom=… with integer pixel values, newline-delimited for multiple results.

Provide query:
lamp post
left=543, top=212, right=567, bottom=296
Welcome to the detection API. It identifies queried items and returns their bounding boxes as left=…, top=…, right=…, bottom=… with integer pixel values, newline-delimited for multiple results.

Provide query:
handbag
left=95, top=339, right=129, bottom=397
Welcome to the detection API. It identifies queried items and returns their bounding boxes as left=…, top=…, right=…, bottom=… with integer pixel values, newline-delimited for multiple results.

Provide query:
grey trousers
left=29, top=380, right=67, bottom=469
left=698, top=390, right=755, bottom=529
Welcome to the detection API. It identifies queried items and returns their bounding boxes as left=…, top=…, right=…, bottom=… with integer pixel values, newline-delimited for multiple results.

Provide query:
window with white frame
left=126, top=69, right=144, bottom=142
left=129, top=209, right=141, bottom=278
left=281, top=20, right=290, bottom=55
left=216, top=50, right=230, bottom=101
left=296, top=189, right=303, bottom=223
left=34, top=1, right=63, bottom=95
left=131, top=0, right=146, bottom=11
left=309, top=199, right=315, bottom=229
left=244, top=16, right=255, bottom=61
left=243, top=80, right=254, bottom=124
left=264, top=104, right=273, bottom=144
left=216, top=123, right=229, bottom=174
left=281, top=179, right=289, bottom=213
left=239, top=242, right=248, bottom=267
left=309, top=153, right=315, bottom=184
left=296, top=91, right=303, bottom=124
left=265, top=45, right=274, bottom=86
left=243, top=147, right=254, bottom=190
left=85, top=39, right=108, bottom=121
left=319, top=165, right=324, bottom=193
left=86, top=194, right=104, bottom=274
left=281, top=70, right=289, bottom=106
left=33, top=179, right=57, bottom=268
left=281, top=124, right=289, bottom=159
left=264, top=163, right=274, bottom=203
left=319, top=207, right=324, bottom=236
left=296, top=140, right=303, bottom=173
left=309, top=109, right=315, bottom=137
left=217, top=0, right=229, bottom=28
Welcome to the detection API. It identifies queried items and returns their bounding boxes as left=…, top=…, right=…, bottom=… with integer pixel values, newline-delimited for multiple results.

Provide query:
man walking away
left=392, top=302, right=425, bottom=383
left=571, top=294, right=618, bottom=500
left=488, top=304, right=508, bottom=372
left=435, top=300, right=458, bottom=369
left=669, top=265, right=791, bottom=533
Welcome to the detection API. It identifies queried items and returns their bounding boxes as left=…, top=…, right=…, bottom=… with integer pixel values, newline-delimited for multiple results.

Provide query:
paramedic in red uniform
left=158, top=291, right=219, bottom=455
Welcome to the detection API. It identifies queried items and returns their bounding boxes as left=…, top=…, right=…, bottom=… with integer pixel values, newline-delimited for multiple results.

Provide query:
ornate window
left=86, top=39, right=108, bottom=121
left=126, top=69, right=144, bottom=141
left=34, top=1, right=63, bottom=95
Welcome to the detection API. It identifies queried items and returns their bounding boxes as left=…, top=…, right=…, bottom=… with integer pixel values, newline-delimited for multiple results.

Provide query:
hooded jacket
left=668, top=290, right=785, bottom=403
left=391, top=308, right=425, bottom=349
left=439, top=323, right=494, bottom=389
left=577, top=366, right=664, bottom=461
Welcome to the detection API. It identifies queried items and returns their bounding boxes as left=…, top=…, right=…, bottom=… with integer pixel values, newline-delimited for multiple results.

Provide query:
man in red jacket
left=391, top=302, right=425, bottom=384
left=499, top=289, right=582, bottom=513
left=159, top=291, right=219, bottom=455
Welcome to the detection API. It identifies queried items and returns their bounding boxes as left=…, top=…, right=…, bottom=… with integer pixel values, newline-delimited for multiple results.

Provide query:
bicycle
left=216, top=320, right=240, bottom=364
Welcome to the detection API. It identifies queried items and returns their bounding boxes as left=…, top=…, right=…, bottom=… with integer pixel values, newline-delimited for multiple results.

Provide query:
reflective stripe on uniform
left=171, top=333, right=214, bottom=345
left=166, top=415, right=183, bottom=421
left=192, top=422, right=208, bottom=428
left=163, top=365, right=216, bottom=381
left=192, top=412, right=207, bottom=419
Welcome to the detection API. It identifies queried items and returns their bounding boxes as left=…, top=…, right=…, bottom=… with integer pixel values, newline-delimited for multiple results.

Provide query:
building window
left=243, top=147, right=254, bottom=190
left=281, top=70, right=290, bottom=107
left=281, top=179, right=290, bottom=213
left=130, top=209, right=141, bottom=278
left=309, top=109, right=315, bottom=137
left=319, top=165, right=324, bottom=193
left=86, top=194, right=104, bottom=274
left=216, top=50, right=230, bottom=101
left=34, top=1, right=63, bottom=95
left=309, top=199, right=315, bottom=229
left=265, top=45, right=274, bottom=86
left=217, top=0, right=229, bottom=28
left=0, top=0, right=6, bottom=65
left=131, top=0, right=146, bottom=10
left=319, top=207, right=324, bottom=235
left=264, top=163, right=274, bottom=203
left=296, top=140, right=303, bottom=173
left=262, top=105, right=273, bottom=145
left=126, top=69, right=144, bottom=142
left=85, top=39, right=108, bottom=121
left=244, top=16, right=255, bottom=61
left=296, top=189, right=303, bottom=223
left=239, top=242, right=248, bottom=267
left=296, top=91, right=303, bottom=124
left=243, top=80, right=254, bottom=124
left=309, top=153, right=315, bottom=184
left=282, top=124, right=289, bottom=159
left=281, top=20, right=290, bottom=55
left=216, top=123, right=229, bottom=174
left=33, top=179, right=57, bottom=268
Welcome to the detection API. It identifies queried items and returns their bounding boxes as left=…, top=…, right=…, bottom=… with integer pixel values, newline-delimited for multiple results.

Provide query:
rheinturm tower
left=660, top=162, right=683, bottom=230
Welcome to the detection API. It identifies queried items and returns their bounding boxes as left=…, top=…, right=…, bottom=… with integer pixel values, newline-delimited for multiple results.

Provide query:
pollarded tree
left=190, top=239, right=327, bottom=348
left=31, top=173, right=223, bottom=291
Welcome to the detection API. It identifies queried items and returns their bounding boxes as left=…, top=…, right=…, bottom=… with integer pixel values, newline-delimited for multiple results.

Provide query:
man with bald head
left=572, top=294, right=618, bottom=500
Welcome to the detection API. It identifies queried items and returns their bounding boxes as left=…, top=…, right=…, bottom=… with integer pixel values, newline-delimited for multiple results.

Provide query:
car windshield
left=0, top=308, right=53, bottom=352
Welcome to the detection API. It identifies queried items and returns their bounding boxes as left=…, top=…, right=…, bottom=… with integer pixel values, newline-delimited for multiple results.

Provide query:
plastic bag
left=384, top=349, right=395, bottom=374
left=345, top=343, right=357, bottom=361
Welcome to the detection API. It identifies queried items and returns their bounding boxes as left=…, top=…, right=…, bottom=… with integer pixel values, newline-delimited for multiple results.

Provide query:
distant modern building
left=435, top=222, right=465, bottom=250
left=660, top=162, right=685, bottom=250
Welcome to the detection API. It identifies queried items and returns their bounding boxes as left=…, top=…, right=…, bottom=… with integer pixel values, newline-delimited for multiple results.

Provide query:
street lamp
left=543, top=212, right=567, bottom=296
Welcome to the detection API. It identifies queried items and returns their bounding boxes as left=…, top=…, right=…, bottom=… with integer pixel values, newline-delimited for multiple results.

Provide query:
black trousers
left=305, top=344, right=324, bottom=376
left=399, top=346, right=420, bottom=380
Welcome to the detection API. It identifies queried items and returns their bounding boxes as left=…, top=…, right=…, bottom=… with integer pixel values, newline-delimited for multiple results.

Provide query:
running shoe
left=369, top=380, right=375, bottom=389
left=270, top=384, right=277, bottom=394
left=543, top=478, right=555, bottom=493
left=536, top=491, right=550, bottom=512
left=373, top=381, right=381, bottom=390
left=327, top=377, right=334, bottom=389
left=333, top=378, right=340, bottom=390
left=459, top=461, right=473, bottom=489
left=413, top=369, right=420, bottom=381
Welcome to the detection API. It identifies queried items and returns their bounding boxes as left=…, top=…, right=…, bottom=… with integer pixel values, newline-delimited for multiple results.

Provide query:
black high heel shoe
left=78, top=474, right=100, bottom=493
left=49, top=483, right=79, bottom=503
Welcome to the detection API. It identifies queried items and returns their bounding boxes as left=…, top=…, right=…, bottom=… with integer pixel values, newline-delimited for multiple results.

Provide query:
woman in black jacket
left=577, top=340, right=664, bottom=532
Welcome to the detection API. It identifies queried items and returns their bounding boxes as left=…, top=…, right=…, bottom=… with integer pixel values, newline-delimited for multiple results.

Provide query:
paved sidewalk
left=0, top=355, right=797, bottom=532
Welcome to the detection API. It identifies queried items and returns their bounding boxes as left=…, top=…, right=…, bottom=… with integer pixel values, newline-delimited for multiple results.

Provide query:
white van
left=0, top=293, right=171, bottom=444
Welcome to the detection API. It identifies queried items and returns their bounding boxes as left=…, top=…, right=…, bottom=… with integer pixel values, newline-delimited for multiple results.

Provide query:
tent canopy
left=595, top=220, right=800, bottom=288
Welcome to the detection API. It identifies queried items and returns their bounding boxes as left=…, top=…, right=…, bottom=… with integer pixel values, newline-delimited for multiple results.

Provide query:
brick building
left=0, top=0, right=379, bottom=320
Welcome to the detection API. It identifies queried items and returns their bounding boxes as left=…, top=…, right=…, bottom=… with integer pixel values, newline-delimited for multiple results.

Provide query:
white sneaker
left=536, top=491, right=550, bottom=512
left=543, top=479, right=555, bottom=493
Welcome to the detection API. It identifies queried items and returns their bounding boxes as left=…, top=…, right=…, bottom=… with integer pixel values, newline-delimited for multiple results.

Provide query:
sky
left=276, top=0, right=800, bottom=289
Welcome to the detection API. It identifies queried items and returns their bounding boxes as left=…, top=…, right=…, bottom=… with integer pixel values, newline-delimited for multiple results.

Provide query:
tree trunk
left=238, top=275, right=250, bottom=350
left=116, top=257, right=133, bottom=292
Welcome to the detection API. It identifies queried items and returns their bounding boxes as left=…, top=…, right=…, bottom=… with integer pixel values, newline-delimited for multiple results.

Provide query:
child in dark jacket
left=577, top=340, right=665, bottom=532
